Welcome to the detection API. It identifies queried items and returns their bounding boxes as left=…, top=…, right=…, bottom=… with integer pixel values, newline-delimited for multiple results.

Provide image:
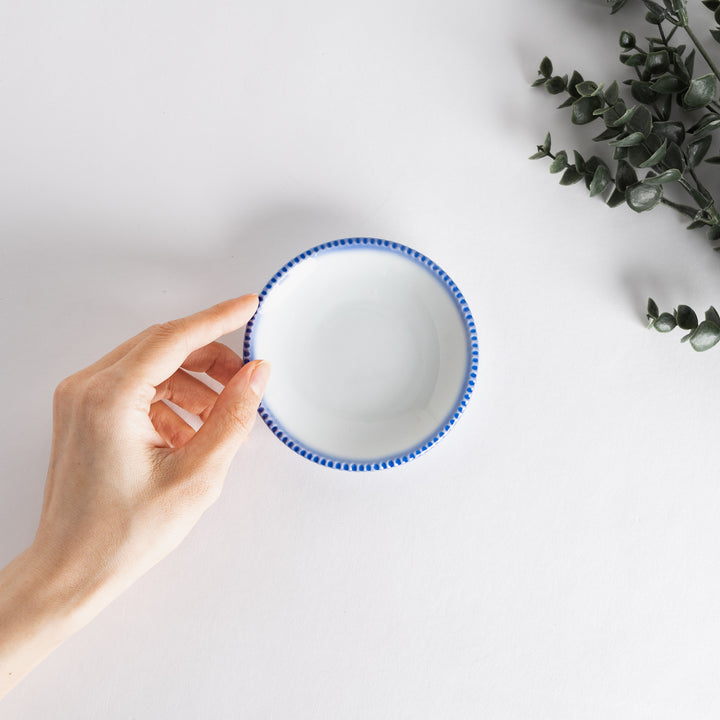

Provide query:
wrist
left=0, top=545, right=84, bottom=697
left=23, top=535, right=120, bottom=632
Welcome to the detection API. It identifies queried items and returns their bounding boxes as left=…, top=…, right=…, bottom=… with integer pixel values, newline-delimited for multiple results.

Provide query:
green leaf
left=676, top=305, right=699, bottom=330
left=693, top=118, right=720, bottom=138
left=619, top=30, right=636, bottom=48
left=687, top=136, right=713, bottom=168
left=549, top=151, right=568, bottom=173
left=583, top=156, right=605, bottom=190
left=628, top=141, right=653, bottom=168
left=691, top=116, right=720, bottom=139
left=608, top=131, right=646, bottom=147
left=568, top=70, right=585, bottom=98
left=627, top=105, right=653, bottom=137
left=664, top=141, right=686, bottom=173
left=647, top=298, right=659, bottom=321
left=539, top=57, right=553, bottom=78
left=645, top=1, right=666, bottom=15
left=706, top=306, right=720, bottom=325
left=573, top=150, right=586, bottom=173
left=576, top=81, right=599, bottom=96
left=708, top=224, right=720, bottom=241
left=602, top=99, right=628, bottom=124
left=605, top=80, right=620, bottom=105
left=642, top=168, right=681, bottom=184
left=650, top=74, right=685, bottom=93
left=626, top=182, right=663, bottom=211
left=593, top=127, right=624, bottom=141
left=657, top=95, right=672, bottom=122
left=711, top=28, right=720, bottom=44
left=584, top=156, right=603, bottom=173
left=645, top=10, right=666, bottom=24
left=690, top=320, right=720, bottom=350
left=615, top=160, right=638, bottom=191
left=530, top=136, right=551, bottom=160
left=654, top=312, right=677, bottom=332
left=621, top=53, right=647, bottom=67
left=638, top=138, right=668, bottom=167
left=646, top=50, right=670, bottom=74
left=610, top=0, right=631, bottom=13
left=613, top=146, right=630, bottom=160
left=606, top=188, right=626, bottom=207
left=689, top=112, right=720, bottom=133
left=685, top=49, right=696, bottom=78
left=631, top=80, right=657, bottom=104
left=545, top=76, right=567, bottom=94
left=560, top=167, right=584, bottom=185
left=572, top=95, right=603, bottom=124
left=706, top=155, right=720, bottom=163
left=683, top=74, right=717, bottom=110
left=653, top=121, right=685, bottom=145
left=610, top=105, right=639, bottom=127
left=589, top=165, right=611, bottom=196
left=703, top=0, right=720, bottom=11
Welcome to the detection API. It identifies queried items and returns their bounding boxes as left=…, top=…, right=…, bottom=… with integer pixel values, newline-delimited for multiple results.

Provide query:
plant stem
left=660, top=196, right=696, bottom=219
left=678, top=175, right=720, bottom=223
left=688, top=167, right=704, bottom=189
left=680, top=20, right=720, bottom=83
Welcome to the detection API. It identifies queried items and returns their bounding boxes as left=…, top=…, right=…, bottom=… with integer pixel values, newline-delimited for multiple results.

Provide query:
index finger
left=117, top=294, right=259, bottom=389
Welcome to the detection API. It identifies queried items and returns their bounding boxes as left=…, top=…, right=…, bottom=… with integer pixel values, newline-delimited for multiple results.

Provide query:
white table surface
left=3, top=0, right=720, bottom=717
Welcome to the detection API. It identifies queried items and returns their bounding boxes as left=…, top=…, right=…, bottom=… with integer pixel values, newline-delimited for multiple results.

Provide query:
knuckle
left=76, top=370, right=121, bottom=417
left=149, top=318, right=191, bottom=360
left=156, top=318, right=186, bottom=337
left=79, top=376, right=107, bottom=412
left=53, top=374, right=79, bottom=407
left=146, top=320, right=182, bottom=346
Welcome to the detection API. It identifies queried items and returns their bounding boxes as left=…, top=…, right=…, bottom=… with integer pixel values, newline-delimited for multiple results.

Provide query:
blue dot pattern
left=243, top=238, right=479, bottom=472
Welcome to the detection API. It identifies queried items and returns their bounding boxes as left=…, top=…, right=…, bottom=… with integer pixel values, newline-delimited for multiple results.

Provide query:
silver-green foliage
left=532, top=0, right=720, bottom=350
left=647, top=298, right=720, bottom=350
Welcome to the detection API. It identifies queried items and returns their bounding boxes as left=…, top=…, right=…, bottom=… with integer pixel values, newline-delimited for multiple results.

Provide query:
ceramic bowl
left=243, top=238, right=477, bottom=470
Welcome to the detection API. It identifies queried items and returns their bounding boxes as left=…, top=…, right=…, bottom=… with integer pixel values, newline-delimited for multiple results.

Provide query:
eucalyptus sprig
left=647, top=298, right=720, bottom=349
left=532, top=0, right=720, bottom=350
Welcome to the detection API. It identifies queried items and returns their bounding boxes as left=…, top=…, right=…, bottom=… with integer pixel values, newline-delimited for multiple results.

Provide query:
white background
left=2, top=0, right=720, bottom=717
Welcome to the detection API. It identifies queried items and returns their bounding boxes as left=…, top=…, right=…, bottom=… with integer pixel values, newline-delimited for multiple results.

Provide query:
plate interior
left=247, top=241, right=474, bottom=466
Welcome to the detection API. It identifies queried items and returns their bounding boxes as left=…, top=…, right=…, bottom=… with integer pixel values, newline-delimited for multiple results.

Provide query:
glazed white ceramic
left=244, top=238, right=477, bottom=470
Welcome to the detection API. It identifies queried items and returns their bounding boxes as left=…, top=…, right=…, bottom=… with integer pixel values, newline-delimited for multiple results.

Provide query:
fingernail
left=249, top=360, right=271, bottom=397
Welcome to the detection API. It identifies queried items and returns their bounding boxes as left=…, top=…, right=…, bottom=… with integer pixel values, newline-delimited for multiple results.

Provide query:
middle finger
left=152, top=369, right=219, bottom=421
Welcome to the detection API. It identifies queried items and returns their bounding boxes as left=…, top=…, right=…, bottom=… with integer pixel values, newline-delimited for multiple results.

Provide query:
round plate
left=243, top=238, right=477, bottom=470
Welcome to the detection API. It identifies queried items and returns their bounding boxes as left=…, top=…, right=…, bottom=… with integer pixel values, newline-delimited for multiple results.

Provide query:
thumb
left=183, top=359, right=271, bottom=468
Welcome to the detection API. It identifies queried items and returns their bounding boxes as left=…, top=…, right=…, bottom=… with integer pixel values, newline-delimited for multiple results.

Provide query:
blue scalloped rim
left=243, top=238, right=478, bottom=471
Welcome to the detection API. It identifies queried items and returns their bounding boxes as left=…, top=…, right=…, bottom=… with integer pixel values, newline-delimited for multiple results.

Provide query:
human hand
left=0, top=295, right=269, bottom=697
